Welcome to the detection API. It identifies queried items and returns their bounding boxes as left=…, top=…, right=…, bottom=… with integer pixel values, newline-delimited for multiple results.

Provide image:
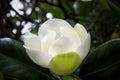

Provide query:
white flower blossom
left=22, top=19, right=91, bottom=75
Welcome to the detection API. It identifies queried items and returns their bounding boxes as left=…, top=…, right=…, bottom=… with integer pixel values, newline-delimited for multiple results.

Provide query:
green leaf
left=110, top=0, right=120, bottom=8
left=107, top=0, right=120, bottom=15
left=0, top=38, right=52, bottom=80
left=0, top=53, right=51, bottom=80
left=0, top=38, right=48, bottom=70
left=61, top=0, right=74, bottom=13
left=97, top=0, right=110, bottom=10
left=0, top=38, right=30, bottom=64
left=97, top=0, right=120, bottom=15
left=39, top=3, right=64, bottom=18
left=79, top=39, right=120, bottom=80
left=74, top=0, right=93, bottom=17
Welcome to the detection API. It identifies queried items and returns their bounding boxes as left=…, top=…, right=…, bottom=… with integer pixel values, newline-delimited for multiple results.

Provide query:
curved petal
left=38, top=28, right=48, bottom=39
left=38, top=19, right=72, bottom=37
left=24, top=46, right=52, bottom=68
left=60, top=26, right=81, bottom=47
left=21, top=32, right=41, bottom=50
left=21, top=32, right=36, bottom=45
left=74, top=23, right=88, bottom=41
left=76, top=33, right=91, bottom=60
left=41, top=30, right=56, bottom=53
left=49, top=37, right=76, bottom=57
left=28, top=37, right=41, bottom=50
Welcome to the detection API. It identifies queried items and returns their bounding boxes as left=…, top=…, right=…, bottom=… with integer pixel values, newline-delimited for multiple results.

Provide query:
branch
left=28, top=0, right=37, bottom=18
left=37, top=0, right=80, bottom=22
left=58, top=0, right=67, bottom=17
left=10, top=6, right=33, bottom=22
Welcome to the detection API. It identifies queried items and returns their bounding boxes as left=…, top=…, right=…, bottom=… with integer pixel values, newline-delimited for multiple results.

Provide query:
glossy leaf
left=0, top=53, right=51, bottom=80
left=107, top=0, right=120, bottom=15
left=0, top=38, right=52, bottom=80
left=0, top=38, right=30, bottom=64
left=79, top=39, right=120, bottom=80
left=0, top=38, right=48, bottom=70
left=74, top=0, right=93, bottom=17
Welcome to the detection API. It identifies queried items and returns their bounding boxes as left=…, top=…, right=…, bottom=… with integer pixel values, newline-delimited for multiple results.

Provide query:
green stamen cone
left=49, top=52, right=82, bottom=75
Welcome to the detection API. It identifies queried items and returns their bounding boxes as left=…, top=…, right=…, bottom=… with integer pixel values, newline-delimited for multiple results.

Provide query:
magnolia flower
left=22, top=19, right=91, bottom=75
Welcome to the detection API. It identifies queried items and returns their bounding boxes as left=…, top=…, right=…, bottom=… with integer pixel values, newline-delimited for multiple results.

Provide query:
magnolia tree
left=0, top=0, right=120, bottom=80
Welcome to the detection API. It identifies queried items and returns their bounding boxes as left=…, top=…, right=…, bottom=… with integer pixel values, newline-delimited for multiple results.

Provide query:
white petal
left=28, top=37, right=41, bottom=50
left=60, top=26, right=81, bottom=47
left=49, top=37, right=76, bottom=57
left=38, top=19, right=72, bottom=37
left=41, top=30, right=56, bottom=53
left=76, top=33, right=91, bottom=60
left=24, top=46, right=52, bottom=68
left=38, top=28, right=48, bottom=39
left=21, top=32, right=36, bottom=44
left=74, top=23, right=88, bottom=41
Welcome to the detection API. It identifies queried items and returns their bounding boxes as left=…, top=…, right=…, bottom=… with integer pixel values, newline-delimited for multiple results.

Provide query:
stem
left=53, top=74, right=62, bottom=80
left=71, top=74, right=82, bottom=80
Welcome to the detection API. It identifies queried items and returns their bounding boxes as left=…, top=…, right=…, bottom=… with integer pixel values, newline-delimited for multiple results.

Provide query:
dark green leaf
left=107, top=0, right=120, bottom=15
left=79, top=39, right=120, bottom=80
left=97, top=0, right=120, bottom=15
left=39, top=3, right=64, bottom=18
left=0, top=38, right=30, bottom=64
left=110, top=0, right=120, bottom=8
left=74, top=0, right=93, bottom=17
left=97, top=0, right=110, bottom=9
left=0, top=38, right=52, bottom=80
left=0, top=38, right=48, bottom=70
left=61, top=0, right=74, bottom=13
left=0, top=53, right=51, bottom=80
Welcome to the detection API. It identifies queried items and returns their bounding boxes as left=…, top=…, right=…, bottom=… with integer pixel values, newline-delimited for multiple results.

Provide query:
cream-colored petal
left=41, top=30, right=56, bottom=53
left=28, top=37, right=41, bottom=50
left=21, top=32, right=37, bottom=46
left=38, top=19, right=72, bottom=37
left=38, top=28, right=48, bottom=39
left=60, top=26, right=81, bottom=47
left=76, top=33, right=91, bottom=60
left=74, top=23, right=88, bottom=41
left=49, top=37, right=76, bottom=57
left=24, top=46, right=52, bottom=68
